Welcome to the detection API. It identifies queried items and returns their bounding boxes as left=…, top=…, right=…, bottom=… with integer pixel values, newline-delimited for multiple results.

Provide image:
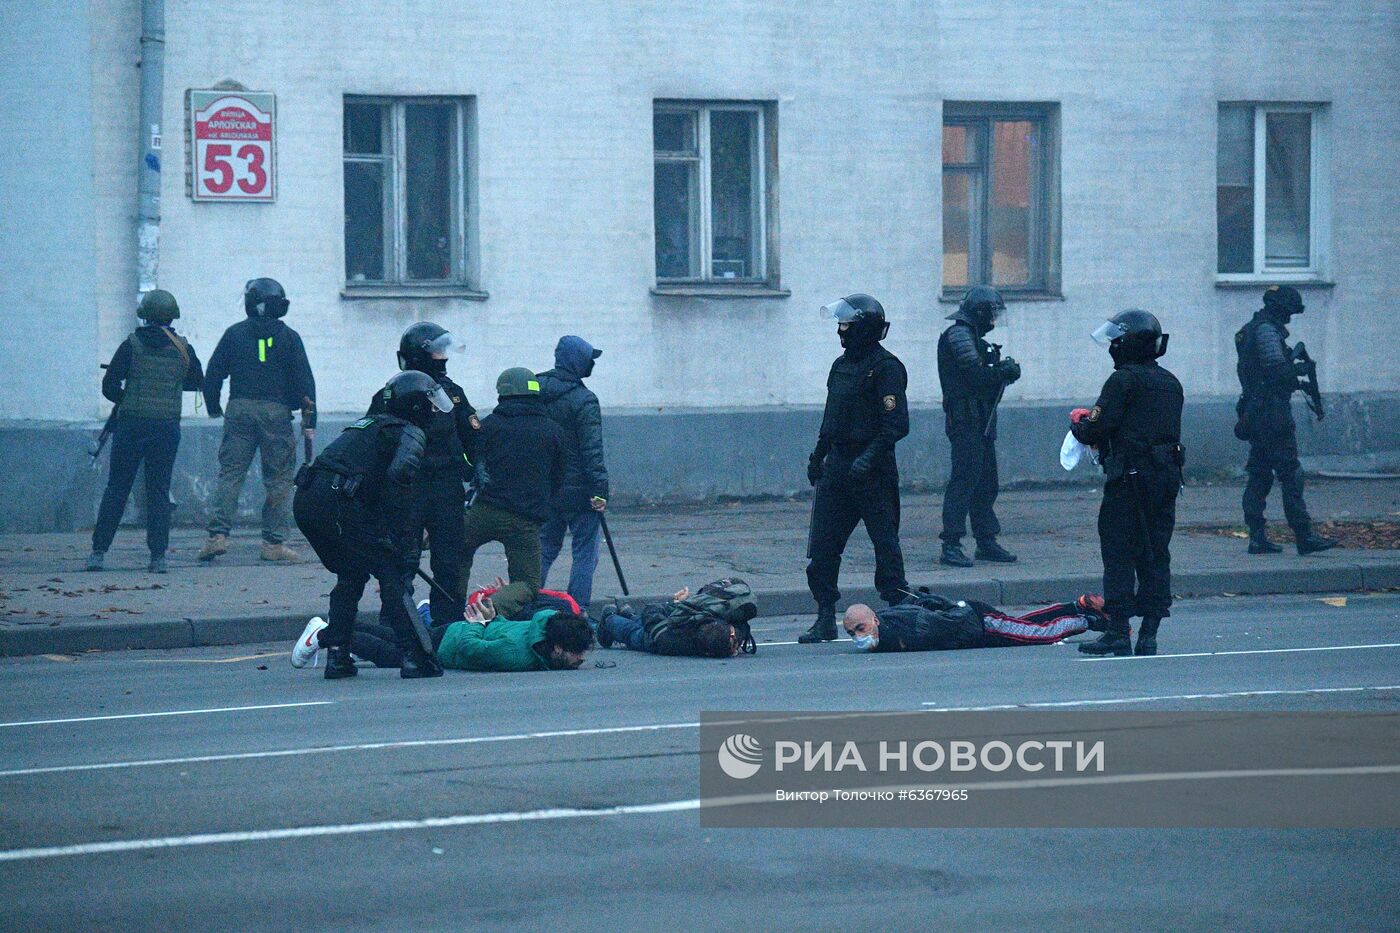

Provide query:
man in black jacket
left=200, top=278, right=316, bottom=563
left=87, top=290, right=204, bottom=574
left=801, top=294, right=911, bottom=643
left=293, top=371, right=450, bottom=680
left=1071, top=309, right=1184, bottom=657
left=369, top=322, right=479, bottom=624
left=460, top=368, right=565, bottom=620
left=842, top=593, right=1098, bottom=652
left=537, top=335, right=609, bottom=612
left=937, top=286, right=1021, bottom=567
left=1235, top=285, right=1336, bottom=556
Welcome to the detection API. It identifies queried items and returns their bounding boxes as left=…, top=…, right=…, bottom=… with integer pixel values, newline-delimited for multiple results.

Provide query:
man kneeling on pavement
left=596, top=578, right=758, bottom=658
left=293, top=580, right=594, bottom=673
left=841, top=590, right=1103, bottom=652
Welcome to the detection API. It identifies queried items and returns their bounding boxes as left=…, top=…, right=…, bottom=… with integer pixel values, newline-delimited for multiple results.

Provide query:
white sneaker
left=291, top=617, right=328, bottom=669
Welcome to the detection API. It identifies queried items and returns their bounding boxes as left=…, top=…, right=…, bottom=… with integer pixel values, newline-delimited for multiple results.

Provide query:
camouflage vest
left=120, top=332, right=188, bottom=420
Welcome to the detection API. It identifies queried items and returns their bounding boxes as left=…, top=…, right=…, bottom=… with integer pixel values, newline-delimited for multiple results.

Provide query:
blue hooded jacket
left=536, top=336, right=608, bottom=513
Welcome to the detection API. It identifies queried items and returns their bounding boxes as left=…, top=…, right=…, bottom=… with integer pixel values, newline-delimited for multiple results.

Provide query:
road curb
left=1, top=560, right=1395, bottom=657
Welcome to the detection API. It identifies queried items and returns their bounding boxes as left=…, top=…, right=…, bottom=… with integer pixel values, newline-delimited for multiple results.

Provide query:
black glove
left=848, top=453, right=875, bottom=480
left=807, top=453, right=824, bottom=486
left=999, top=357, right=1022, bottom=384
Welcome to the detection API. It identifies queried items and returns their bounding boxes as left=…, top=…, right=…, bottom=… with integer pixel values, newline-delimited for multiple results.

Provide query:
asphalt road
left=1, top=593, right=1398, bottom=931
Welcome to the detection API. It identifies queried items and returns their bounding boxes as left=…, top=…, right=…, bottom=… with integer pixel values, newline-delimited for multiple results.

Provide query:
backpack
left=651, top=578, right=759, bottom=654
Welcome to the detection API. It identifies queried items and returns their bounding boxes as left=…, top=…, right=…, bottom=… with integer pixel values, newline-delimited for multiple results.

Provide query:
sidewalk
left=1, top=478, right=1397, bottom=656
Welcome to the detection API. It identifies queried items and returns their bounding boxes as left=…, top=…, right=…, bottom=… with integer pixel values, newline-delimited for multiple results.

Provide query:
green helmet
left=496, top=367, right=541, bottom=399
left=137, top=289, right=180, bottom=323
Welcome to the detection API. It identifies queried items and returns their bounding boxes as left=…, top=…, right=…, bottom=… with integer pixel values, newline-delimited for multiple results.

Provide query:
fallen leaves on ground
left=1185, top=520, right=1400, bottom=550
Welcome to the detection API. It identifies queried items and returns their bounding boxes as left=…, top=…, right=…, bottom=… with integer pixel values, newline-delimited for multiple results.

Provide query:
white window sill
left=1214, top=278, right=1334, bottom=289
left=937, top=291, right=1064, bottom=303
left=341, top=285, right=489, bottom=301
left=651, top=284, right=790, bottom=299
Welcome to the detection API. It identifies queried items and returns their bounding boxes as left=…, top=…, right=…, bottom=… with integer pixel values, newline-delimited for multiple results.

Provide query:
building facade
left=2, top=0, right=1398, bottom=529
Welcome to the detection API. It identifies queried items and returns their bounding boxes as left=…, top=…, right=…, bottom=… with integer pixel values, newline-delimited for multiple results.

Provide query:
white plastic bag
left=1060, top=429, right=1091, bottom=471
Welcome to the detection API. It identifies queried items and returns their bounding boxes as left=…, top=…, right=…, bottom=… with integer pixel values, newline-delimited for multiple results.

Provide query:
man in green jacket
left=435, top=600, right=593, bottom=672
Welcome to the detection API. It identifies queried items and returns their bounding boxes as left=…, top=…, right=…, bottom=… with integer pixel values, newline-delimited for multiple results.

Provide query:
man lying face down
left=843, top=592, right=1104, bottom=652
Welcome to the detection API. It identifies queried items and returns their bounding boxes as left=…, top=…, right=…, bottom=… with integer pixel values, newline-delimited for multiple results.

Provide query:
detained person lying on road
left=842, top=591, right=1105, bottom=652
left=596, top=577, right=759, bottom=658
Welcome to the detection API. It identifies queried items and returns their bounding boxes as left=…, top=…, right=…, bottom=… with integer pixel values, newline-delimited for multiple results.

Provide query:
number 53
left=202, top=143, right=267, bottom=195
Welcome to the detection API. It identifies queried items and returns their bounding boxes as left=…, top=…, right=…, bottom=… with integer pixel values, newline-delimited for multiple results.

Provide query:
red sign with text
left=190, top=92, right=276, bottom=202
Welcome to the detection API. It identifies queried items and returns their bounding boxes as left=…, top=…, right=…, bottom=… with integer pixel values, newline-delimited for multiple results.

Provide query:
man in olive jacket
left=435, top=606, right=593, bottom=671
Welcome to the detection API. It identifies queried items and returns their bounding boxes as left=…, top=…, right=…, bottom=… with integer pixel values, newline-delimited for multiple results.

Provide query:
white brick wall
left=7, top=0, right=1399, bottom=420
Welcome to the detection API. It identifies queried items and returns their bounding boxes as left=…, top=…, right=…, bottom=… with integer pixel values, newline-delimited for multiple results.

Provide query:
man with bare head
left=840, top=593, right=1103, bottom=653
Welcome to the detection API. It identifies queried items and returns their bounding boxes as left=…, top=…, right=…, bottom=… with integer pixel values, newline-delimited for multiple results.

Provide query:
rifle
left=1292, top=342, right=1325, bottom=421
left=90, top=363, right=118, bottom=467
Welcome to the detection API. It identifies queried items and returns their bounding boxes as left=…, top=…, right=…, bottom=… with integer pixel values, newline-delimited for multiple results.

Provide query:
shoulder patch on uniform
left=348, top=417, right=374, bottom=430
left=1086, top=406, right=1102, bottom=422
left=468, top=415, right=481, bottom=430
left=882, top=395, right=897, bottom=411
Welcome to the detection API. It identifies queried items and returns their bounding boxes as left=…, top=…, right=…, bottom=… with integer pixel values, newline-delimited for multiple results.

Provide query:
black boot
left=974, top=539, right=1017, bottom=563
left=1296, top=529, right=1338, bottom=555
left=798, top=606, right=838, bottom=643
left=939, top=542, right=974, bottom=568
left=324, top=646, right=358, bottom=680
left=1247, top=526, right=1282, bottom=554
left=1079, top=617, right=1132, bottom=656
left=1135, top=617, right=1160, bottom=656
left=400, top=648, right=444, bottom=679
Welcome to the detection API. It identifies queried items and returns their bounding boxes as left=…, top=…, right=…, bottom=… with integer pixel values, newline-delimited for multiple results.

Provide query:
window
left=343, top=97, right=476, bottom=287
left=653, top=102, right=775, bottom=286
left=942, top=103, right=1059, bottom=297
left=1217, top=103, right=1328, bottom=279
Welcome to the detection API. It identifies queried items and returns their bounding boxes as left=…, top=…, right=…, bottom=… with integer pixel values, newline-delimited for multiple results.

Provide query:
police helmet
left=397, top=322, right=464, bottom=372
left=1262, top=285, right=1305, bottom=317
left=1092, top=308, right=1169, bottom=363
left=949, top=285, right=1005, bottom=331
left=244, top=278, right=289, bottom=318
left=380, top=370, right=454, bottom=429
left=138, top=289, right=180, bottom=323
left=821, top=293, right=890, bottom=346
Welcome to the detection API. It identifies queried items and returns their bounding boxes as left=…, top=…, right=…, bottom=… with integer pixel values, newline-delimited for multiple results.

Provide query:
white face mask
left=852, top=632, right=878, bottom=651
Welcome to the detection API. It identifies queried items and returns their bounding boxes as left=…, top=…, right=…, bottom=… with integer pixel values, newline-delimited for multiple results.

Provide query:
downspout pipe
left=136, top=0, right=164, bottom=303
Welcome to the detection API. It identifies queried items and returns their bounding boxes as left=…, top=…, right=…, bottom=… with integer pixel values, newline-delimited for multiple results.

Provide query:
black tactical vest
left=820, top=346, right=896, bottom=449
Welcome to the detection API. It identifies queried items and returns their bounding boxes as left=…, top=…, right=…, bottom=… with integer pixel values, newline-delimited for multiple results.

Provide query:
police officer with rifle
left=1234, top=285, right=1336, bottom=556
left=292, top=371, right=452, bottom=680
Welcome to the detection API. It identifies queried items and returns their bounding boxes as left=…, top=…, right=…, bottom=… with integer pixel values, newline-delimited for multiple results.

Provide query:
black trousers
left=292, top=473, right=418, bottom=652
left=1242, top=406, right=1312, bottom=534
left=410, top=470, right=467, bottom=624
left=1099, top=470, right=1177, bottom=624
left=941, top=423, right=1000, bottom=544
left=92, top=417, right=181, bottom=556
left=806, top=463, right=908, bottom=608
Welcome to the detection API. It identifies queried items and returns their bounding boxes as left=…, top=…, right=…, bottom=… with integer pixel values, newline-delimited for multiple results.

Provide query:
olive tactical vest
left=119, top=332, right=189, bottom=420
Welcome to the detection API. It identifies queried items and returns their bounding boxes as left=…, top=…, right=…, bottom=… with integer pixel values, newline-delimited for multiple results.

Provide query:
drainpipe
left=136, top=0, right=164, bottom=302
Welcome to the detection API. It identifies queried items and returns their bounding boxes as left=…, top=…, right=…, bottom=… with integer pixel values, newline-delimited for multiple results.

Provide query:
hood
left=553, top=335, right=601, bottom=380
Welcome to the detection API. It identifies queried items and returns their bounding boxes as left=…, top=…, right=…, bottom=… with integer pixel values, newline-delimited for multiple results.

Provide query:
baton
left=599, top=512, right=629, bottom=596
left=415, top=567, right=458, bottom=605
left=984, top=382, right=1007, bottom=440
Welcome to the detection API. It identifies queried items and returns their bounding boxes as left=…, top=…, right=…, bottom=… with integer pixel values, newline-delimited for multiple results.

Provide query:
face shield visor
left=425, top=383, right=455, bottom=414
left=423, top=331, right=466, bottom=359
left=1091, top=319, right=1131, bottom=347
left=820, top=298, right=864, bottom=324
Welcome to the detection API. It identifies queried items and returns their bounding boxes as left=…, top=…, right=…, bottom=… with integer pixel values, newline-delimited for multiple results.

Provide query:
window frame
left=653, top=100, right=775, bottom=288
left=342, top=95, right=477, bottom=290
left=940, top=102, right=1060, bottom=300
left=1216, top=102, right=1330, bottom=283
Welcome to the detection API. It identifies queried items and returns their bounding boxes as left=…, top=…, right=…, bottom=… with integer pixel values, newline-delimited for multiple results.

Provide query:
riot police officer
left=1234, top=285, right=1336, bottom=555
left=937, top=285, right=1021, bottom=567
left=369, top=322, right=480, bottom=624
left=799, top=294, right=911, bottom=644
left=293, top=371, right=451, bottom=679
left=1070, top=310, right=1183, bottom=657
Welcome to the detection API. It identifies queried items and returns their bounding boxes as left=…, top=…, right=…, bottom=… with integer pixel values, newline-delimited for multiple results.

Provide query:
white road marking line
left=1082, top=642, right=1400, bottom=661
left=0, top=721, right=704, bottom=778
left=922, top=684, right=1400, bottom=710
left=0, top=799, right=703, bottom=863
left=0, top=701, right=334, bottom=729
left=8, top=762, right=1400, bottom=862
